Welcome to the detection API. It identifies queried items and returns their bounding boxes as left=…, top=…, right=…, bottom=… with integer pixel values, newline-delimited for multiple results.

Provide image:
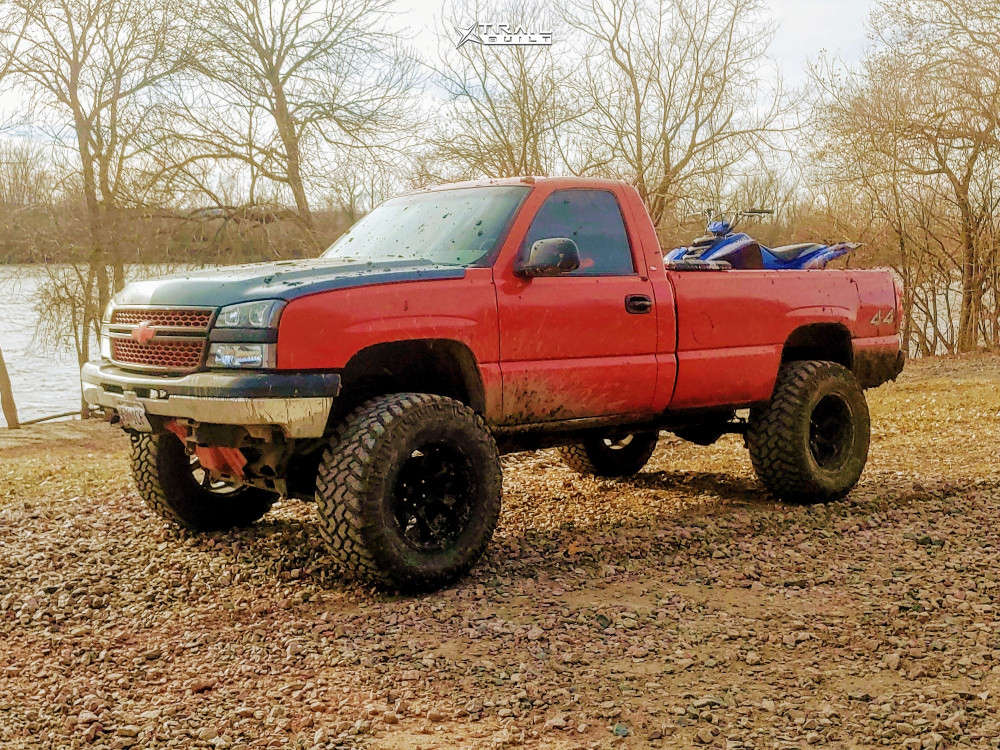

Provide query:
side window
left=521, top=190, right=635, bottom=276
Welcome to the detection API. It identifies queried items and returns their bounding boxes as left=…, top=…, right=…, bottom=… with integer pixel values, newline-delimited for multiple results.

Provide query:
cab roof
left=410, top=176, right=631, bottom=193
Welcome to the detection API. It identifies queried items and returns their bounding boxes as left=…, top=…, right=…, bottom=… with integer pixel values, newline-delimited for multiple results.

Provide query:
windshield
left=322, top=186, right=529, bottom=267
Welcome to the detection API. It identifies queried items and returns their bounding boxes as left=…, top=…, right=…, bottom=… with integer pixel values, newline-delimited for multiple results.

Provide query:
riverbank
left=1, top=353, right=999, bottom=748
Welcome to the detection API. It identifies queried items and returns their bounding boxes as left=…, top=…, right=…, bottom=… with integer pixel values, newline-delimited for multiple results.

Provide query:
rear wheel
left=559, top=430, right=659, bottom=477
left=747, top=360, right=870, bottom=503
left=314, top=393, right=501, bottom=590
left=130, top=433, right=276, bottom=530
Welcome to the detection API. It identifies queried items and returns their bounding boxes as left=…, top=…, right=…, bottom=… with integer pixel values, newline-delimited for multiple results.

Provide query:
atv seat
left=769, top=243, right=825, bottom=261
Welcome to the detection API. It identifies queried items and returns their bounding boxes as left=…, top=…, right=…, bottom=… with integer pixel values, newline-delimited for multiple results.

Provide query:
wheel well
left=782, top=323, right=853, bottom=369
left=334, top=339, right=486, bottom=420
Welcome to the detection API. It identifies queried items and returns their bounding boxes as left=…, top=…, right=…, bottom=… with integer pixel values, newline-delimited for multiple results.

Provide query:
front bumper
left=81, top=362, right=341, bottom=438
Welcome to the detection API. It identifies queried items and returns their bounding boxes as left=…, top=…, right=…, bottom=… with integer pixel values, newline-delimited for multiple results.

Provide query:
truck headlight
left=215, top=300, right=284, bottom=329
left=207, top=343, right=276, bottom=369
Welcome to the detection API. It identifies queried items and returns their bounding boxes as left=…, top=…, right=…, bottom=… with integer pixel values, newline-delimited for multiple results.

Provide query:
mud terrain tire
left=559, top=430, right=659, bottom=477
left=314, top=393, right=501, bottom=591
left=748, top=360, right=870, bottom=503
left=130, top=433, right=276, bottom=530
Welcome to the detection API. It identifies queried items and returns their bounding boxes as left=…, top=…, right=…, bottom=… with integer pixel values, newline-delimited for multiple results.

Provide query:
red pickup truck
left=81, top=177, right=904, bottom=589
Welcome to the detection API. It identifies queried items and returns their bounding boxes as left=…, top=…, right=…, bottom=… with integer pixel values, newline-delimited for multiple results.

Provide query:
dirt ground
left=2, top=354, right=999, bottom=749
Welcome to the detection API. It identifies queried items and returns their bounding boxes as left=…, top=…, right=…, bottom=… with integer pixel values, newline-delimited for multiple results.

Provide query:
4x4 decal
left=871, top=309, right=895, bottom=326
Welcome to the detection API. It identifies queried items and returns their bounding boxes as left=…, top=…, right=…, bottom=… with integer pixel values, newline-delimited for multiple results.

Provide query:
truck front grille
left=111, top=338, right=206, bottom=371
left=106, top=306, right=215, bottom=374
left=111, top=308, right=213, bottom=328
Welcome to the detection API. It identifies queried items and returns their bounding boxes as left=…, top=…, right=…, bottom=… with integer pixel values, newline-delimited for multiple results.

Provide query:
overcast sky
left=397, top=0, right=876, bottom=89
left=766, top=0, right=874, bottom=86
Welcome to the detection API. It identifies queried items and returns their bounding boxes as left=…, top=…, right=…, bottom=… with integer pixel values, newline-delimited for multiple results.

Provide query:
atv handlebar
left=696, top=208, right=774, bottom=235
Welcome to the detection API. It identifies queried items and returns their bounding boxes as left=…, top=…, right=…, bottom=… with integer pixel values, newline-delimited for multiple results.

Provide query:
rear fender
left=782, top=322, right=854, bottom=370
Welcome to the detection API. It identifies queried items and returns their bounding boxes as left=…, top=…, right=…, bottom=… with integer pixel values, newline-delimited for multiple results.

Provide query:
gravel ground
left=2, top=354, right=999, bottom=749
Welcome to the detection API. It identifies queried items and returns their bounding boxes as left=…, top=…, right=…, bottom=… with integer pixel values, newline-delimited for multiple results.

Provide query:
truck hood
left=113, top=259, right=467, bottom=308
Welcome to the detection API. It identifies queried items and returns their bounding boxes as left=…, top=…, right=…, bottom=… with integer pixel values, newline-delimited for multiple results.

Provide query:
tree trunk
left=78, top=260, right=100, bottom=419
left=956, top=200, right=981, bottom=353
left=271, top=80, right=316, bottom=244
left=0, top=345, right=20, bottom=429
left=71, top=101, right=112, bottom=316
left=896, top=232, right=913, bottom=356
left=73, top=103, right=109, bottom=412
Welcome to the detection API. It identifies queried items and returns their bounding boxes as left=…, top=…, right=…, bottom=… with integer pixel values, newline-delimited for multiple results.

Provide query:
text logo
left=456, top=23, right=553, bottom=48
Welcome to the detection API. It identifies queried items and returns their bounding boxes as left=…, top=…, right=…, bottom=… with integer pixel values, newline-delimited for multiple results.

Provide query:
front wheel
left=130, top=433, right=277, bottom=530
left=314, top=393, right=501, bottom=591
left=747, top=360, right=870, bottom=503
left=558, top=430, right=659, bottom=477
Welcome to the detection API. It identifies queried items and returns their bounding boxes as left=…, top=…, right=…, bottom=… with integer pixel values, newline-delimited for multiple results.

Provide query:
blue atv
left=666, top=210, right=859, bottom=270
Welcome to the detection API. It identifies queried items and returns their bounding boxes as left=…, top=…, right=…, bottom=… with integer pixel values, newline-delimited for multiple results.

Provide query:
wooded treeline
left=0, top=0, right=998, bottom=360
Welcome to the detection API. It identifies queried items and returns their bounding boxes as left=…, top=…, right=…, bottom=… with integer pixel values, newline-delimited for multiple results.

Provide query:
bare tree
left=326, top=154, right=399, bottom=222
left=0, top=139, right=55, bottom=209
left=883, top=0, right=1000, bottom=352
left=0, top=0, right=193, bottom=292
left=157, top=0, right=417, bottom=242
left=418, top=0, right=579, bottom=181
left=0, top=0, right=194, bottom=387
left=886, top=0, right=1000, bottom=136
left=566, top=0, right=785, bottom=230
left=810, top=0, right=1000, bottom=353
left=0, top=345, right=19, bottom=429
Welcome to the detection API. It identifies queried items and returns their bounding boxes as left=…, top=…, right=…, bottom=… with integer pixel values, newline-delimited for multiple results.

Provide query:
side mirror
left=515, top=237, right=581, bottom=278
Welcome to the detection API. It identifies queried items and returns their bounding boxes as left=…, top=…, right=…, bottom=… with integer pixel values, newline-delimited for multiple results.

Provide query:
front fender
left=276, top=271, right=499, bottom=370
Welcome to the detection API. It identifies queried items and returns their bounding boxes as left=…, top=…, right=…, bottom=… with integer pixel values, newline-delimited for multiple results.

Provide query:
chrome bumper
left=81, top=362, right=340, bottom=438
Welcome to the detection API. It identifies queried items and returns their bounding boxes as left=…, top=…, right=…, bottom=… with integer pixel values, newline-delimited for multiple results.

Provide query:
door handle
left=625, top=294, right=653, bottom=314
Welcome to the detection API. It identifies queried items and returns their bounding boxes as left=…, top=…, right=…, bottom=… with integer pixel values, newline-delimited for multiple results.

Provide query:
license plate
left=118, top=401, right=152, bottom=432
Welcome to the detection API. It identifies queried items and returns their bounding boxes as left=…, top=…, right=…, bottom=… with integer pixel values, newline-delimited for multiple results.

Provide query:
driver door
left=495, top=188, right=658, bottom=424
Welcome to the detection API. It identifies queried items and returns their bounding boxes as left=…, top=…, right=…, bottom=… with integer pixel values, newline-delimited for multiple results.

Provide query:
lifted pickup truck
left=82, top=177, right=904, bottom=589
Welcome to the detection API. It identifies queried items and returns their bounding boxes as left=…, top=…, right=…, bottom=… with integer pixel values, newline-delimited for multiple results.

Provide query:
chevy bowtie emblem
left=131, top=321, right=157, bottom=344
